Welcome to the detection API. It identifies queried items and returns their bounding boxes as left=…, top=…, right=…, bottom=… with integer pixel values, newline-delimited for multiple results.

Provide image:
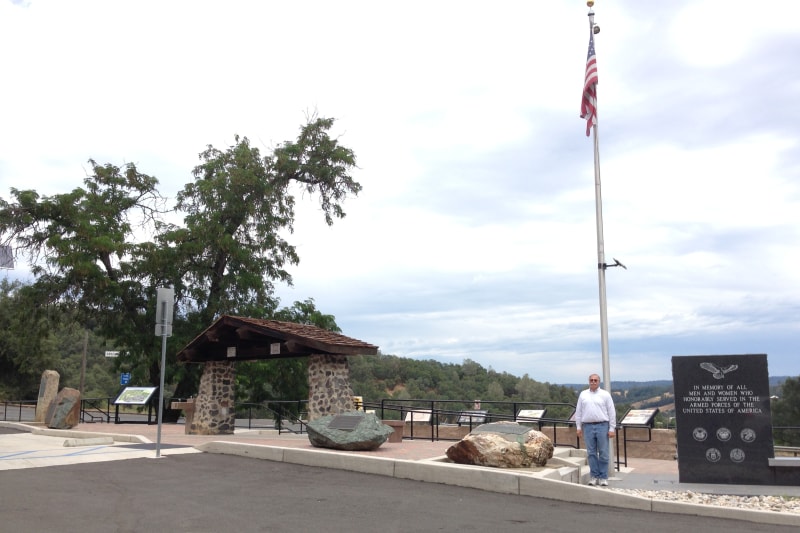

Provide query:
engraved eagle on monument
left=699, top=362, right=738, bottom=380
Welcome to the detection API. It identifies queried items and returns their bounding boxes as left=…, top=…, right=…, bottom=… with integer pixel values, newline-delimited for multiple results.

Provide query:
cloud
left=1, top=1, right=798, bottom=384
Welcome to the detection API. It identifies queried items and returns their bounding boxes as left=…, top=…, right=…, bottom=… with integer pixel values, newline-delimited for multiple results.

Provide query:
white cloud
left=2, top=0, right=799, bottom=383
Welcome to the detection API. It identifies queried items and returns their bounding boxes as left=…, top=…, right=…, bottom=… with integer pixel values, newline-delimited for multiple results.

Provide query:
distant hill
left=561, top=376, right=792, bottom=391
left=559, top=377, right=793, bottom=416
left=561, top=380, right=673, bottom=392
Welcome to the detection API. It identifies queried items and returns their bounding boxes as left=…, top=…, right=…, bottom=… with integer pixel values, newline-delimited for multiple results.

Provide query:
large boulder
left=35, top=370, right=60, bottom=424
left=307, top=411, right=393, bottom=451
left=446, top=421, right=554, bottom=468
left=47, top=387, right=81, bottom=430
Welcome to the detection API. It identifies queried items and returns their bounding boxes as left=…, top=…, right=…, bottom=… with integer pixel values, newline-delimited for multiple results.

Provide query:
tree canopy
left=0, top=116, right=361, bottom=404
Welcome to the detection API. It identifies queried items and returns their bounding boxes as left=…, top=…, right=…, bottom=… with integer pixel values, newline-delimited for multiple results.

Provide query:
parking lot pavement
left=0, top=425, right=199, bottom=470
left=1, top=452, right=797, bottom=533
left=4, top=421, right=800, bottom=529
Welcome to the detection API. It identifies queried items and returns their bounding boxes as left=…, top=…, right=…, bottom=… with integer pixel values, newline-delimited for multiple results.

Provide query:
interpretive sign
left=327, top=415, right=362, bottom=432
left=114, top=386, right=158, bottom=405
left=458, top=410, right=487, bottom=425
left=404, top=409, right=431, bottom=422
left=517, top=409, right=546, bottom=422
left=672, top=354, right=773, bottom=484
left=620, top=409, right=658, bottom=427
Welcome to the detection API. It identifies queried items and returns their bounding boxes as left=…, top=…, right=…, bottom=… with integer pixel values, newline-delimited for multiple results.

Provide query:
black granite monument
left=672, top=354, right=774, bottom=484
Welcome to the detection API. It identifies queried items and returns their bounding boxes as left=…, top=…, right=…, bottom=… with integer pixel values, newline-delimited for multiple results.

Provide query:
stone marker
left=672, top=354, right=774, bottom=484
left=445, top=421, right=554, bottom=468
left=307, top=411, right=393, bottom=451
left=47, top=387, right=81, bottom=430
left=35, top=370, right=60, bottom=424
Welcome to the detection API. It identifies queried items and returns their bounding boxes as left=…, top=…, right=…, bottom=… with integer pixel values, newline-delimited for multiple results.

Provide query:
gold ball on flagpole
left=587, top=1, right=594, bottom=7
left=593, top=25, right=600, bottom=34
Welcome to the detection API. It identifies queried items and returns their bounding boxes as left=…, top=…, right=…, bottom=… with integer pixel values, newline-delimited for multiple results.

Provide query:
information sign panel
left=404, top=409, right=432, bottom=422
left=517, top=409, right=546, bottom=423
left=114, top=386, right=158, bottom=405
left=458, top=410, right=487, bottom=424
left=620, top=409, right=658, bottom=427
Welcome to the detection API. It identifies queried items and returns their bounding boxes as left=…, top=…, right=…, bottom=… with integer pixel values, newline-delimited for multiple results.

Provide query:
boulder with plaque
left=445, top=421, right=554, bottom=468
left=307, top=411, right=394, bottom=451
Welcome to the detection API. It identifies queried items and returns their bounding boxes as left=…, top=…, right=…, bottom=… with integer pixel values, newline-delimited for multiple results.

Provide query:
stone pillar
left=188, top=361, right=236, bottom=435
left=35, top=370, right=60, bottom=424
left=307, top=354, right=354, bottom=421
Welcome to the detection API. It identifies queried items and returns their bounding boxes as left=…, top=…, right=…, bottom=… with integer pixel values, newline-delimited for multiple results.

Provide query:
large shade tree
left=0, top=116, right=361, bottom=406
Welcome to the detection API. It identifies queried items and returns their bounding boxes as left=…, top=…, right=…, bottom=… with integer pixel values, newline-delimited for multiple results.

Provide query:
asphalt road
left=0, top=453, right=796, bottom=533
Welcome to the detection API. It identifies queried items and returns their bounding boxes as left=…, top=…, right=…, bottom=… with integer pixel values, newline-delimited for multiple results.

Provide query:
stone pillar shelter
left=175, top=315, right=378, bottom=434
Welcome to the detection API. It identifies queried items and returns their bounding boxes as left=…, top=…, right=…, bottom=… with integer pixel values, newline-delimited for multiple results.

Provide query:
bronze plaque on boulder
left=327, top=415, right=362, bottom=432
left=472, top=422, right=529, bottom=435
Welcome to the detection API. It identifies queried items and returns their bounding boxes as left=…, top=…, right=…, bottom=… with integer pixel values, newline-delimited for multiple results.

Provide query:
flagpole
left=584, top=2, right=611, bottom=393
left=581, top=0, right=627, bottom=469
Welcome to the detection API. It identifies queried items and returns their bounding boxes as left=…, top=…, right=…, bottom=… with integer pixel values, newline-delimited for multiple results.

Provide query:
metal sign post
left=154, top=287, right=174, bottom=458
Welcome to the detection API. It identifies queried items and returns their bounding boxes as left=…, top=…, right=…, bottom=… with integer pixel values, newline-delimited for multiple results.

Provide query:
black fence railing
left=4, top=395, right=800, bottom=455
left=376, top=398, right=580, bottom=446
left=0, top=400, right=37, bottom=422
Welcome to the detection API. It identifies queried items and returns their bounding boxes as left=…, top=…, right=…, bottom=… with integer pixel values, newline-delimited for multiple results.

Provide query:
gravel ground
left=611, top=488, right=800, bottom=514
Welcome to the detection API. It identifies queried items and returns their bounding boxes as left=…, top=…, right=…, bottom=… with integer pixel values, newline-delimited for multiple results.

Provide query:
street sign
left=105, top=351, right=120, bottom=358
left=120, top=372, right=131, bottom=385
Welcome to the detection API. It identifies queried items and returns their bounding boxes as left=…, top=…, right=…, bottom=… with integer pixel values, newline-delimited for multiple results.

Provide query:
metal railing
left=0, top=400, right=37, bottom=422
left=234, top=400, right=308, bottom=434
left=80, top=397, right=113, bottom=423
left=5, top=393, right=797, bottom=457
left=376, top=398, right=580, bottom=446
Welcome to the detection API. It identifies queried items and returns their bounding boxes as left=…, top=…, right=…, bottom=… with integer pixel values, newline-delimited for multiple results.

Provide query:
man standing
left=575, top=373, right=616, bottom=486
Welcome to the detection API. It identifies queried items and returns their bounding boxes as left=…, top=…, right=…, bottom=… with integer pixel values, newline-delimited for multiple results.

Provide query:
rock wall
left=189, top=361, right=236, bottom=435
left=307, top=354, right=354, bottom=421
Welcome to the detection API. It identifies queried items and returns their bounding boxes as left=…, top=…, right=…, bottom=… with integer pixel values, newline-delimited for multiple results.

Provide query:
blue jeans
left=583, top=422, right=610, bottom=480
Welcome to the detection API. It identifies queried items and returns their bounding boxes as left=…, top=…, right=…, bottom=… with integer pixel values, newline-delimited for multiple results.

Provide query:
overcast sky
left=1, top=0, right=798, bottom=384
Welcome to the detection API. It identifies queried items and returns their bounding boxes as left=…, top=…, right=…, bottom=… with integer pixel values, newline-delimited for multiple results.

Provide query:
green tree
left=0, top=279, right=70, bottom=399
left=515, top=374, right=549, bottom=402
left=0, top=116, right=361, bottom=405
left=236, top=298, right=341, bottom=404
left=773, top=377, right=800, bottom=446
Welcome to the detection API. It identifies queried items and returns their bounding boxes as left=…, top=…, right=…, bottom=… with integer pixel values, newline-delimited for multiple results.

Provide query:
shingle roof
left=176, top=315, right=378, bottom=363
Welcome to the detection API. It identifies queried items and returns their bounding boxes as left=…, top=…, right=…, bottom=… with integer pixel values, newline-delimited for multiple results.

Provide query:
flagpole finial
left=587, top=1, right=594, bottom=6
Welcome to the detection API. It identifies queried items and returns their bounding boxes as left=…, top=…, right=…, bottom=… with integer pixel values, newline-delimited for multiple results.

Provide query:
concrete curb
left=195, top=440, right=800, bottom=527
left=0, top=422, right=151, bottom=444
left=31, top=428, right=151, bottom=444
left=63, top=437, right=115, bottom=447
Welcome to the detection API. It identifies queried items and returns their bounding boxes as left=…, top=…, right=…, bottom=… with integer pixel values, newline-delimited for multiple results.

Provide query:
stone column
left=307, top=354, right=354, bottom=421
left=35, top=370, right=60, bottom=424
left=188, top=361, right=236, bottom=435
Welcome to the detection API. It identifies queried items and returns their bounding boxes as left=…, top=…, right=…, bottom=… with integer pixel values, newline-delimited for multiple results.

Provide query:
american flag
left=581, top=31, right=598, bottom=136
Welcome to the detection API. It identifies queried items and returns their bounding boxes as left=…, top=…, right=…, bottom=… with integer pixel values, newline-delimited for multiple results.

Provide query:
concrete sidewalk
left=2, top=421, right=799, bottom=527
